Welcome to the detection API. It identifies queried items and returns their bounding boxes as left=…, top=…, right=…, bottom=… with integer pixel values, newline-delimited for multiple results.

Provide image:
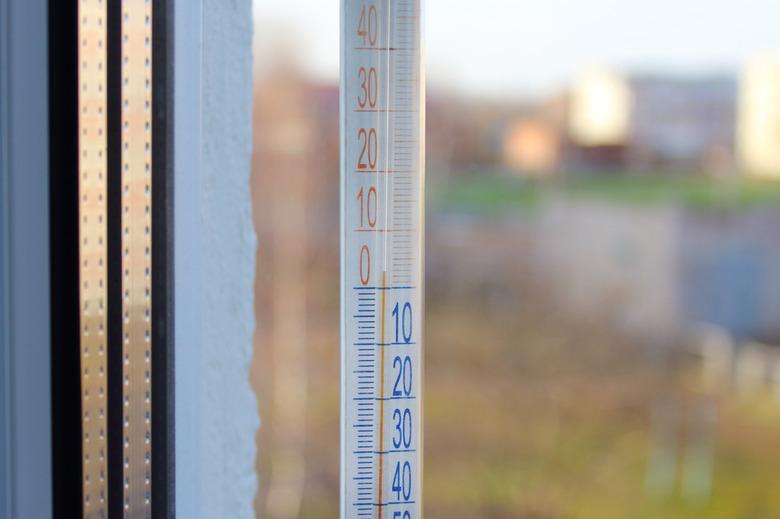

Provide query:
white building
left=737, top=56, right=780, bottom=179
left=568, top=68, right=737, bottom=172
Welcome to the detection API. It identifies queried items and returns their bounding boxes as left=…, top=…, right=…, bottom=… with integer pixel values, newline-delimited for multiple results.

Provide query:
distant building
left=630, top=75, right=736, bottom=171
left=567, top=69, right=737, bottom=173
left=737, top=56, right=780, bottom=179
left=502, top=118, right=560, bottom=176
left=427, top=92, right=540, bottom=178
left=569, top=68, right=632, bottom=147
left=537, top=198, right=780, bottom=343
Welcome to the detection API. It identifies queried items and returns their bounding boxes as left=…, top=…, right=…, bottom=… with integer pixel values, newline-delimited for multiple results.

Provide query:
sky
left=253, top=0, right=780, bottom=99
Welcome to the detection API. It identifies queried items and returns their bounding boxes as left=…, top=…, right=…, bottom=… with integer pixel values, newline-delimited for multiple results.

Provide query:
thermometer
left=341, top=1, right=425, bottom=517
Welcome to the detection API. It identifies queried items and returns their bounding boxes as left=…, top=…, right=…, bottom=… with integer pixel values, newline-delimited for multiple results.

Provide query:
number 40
left=357, top=4, right=378, bottom=46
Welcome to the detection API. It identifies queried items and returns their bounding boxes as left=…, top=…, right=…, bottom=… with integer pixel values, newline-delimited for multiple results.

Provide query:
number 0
left=359, top=245, right=371, bottom=286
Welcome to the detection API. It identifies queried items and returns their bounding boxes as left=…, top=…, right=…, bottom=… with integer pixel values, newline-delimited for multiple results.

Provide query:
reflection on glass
left=252, top=1, right=780, bottom=516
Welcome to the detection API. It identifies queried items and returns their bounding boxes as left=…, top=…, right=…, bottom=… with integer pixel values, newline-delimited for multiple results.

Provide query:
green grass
left=421, top=301, right=780, bottom=519
left=429, top=172, right=780, bottom=213
left=271, top=262, right=780, bottom=519
left=428, top=174, right=542, bottom=213
left=563, top=175, right=780, bottom=209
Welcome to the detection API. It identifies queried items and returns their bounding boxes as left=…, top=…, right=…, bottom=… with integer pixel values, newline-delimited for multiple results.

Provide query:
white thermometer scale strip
left=341, top=1, right=424, bottom=518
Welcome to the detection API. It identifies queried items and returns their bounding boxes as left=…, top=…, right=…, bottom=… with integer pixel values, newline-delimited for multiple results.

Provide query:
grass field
left=421, top=300, right=780, bottom=518
left=257, top=171, right=780, bottom=517
left=264, top=293, right=780, bottom=518
left=429, top=173, right=780, bottom=213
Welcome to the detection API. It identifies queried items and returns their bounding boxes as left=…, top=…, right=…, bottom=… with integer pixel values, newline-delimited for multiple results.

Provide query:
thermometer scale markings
left=342, top=1, right=423, bottom=518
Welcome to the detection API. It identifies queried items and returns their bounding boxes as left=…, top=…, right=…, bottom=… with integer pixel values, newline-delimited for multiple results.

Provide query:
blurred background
left=250, top=1, right=780, bottom=517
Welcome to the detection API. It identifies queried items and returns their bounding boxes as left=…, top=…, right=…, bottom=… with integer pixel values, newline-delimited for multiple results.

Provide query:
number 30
left=357, top=67, right=378, bottom=108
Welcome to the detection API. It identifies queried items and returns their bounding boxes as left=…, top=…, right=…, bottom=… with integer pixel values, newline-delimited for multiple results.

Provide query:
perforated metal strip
left=121, top=0, right=153, bottom=515
left=79, top=1, right=109, bottom=516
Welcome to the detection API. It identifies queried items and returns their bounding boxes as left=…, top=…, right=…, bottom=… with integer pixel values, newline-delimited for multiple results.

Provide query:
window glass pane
left=252, top=2, right=780, bottom=516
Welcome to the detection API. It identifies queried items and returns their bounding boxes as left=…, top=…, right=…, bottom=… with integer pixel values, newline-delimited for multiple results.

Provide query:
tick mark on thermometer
left=377, top=271, right=388, bottom=517
left=353, top=47, right=418, bottom=52
left=353, top=109, right=419, bottom=113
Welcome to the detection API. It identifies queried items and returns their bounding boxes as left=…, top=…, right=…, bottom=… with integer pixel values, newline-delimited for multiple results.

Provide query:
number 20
left=392, top=355, right=412, bottom=396
left=357, top=128, right=377, bottom=170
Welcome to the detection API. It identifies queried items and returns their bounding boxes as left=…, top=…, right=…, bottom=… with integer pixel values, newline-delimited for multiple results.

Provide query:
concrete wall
left=537, top=197, right=682, bottom=340
left=536, top=198, right=780, bottom=342
left=201, top=0, right=258, bottom=516
left=175, top=1, right=257, bottom=516
left=680, top=209, right=780, bottom=340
